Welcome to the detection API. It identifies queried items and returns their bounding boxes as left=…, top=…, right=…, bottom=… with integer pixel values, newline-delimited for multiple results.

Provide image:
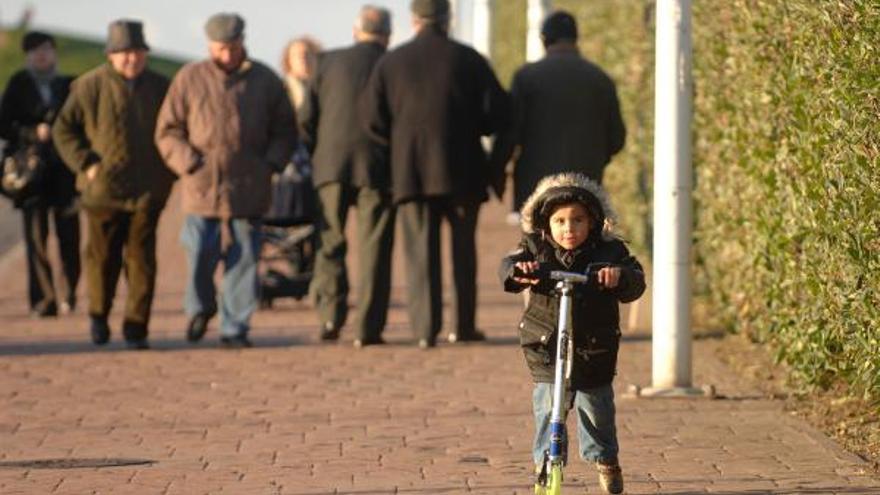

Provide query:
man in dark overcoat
left=492, top=10, right=626, bottom=213
left=54, top=20, right=175, bottom=349
left=362, top=0, right=509, bottom=348
left=301, top=5, right=395, bottom=347
left=0, top=31, right=80, bottom=317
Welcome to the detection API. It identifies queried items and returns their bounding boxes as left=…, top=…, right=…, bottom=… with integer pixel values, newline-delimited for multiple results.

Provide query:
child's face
left=548, top=203, right=592, bottom=250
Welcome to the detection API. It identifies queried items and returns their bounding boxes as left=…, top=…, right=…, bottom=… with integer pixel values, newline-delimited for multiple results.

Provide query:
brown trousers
left=84, top=207, right=162, bottom=335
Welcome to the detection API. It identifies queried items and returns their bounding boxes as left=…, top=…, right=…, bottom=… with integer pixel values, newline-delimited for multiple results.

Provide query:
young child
left=499, top=173, right=645, bottom=495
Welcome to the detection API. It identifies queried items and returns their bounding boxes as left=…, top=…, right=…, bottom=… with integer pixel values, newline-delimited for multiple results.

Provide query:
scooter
left=530, top=263, right=609, bottom=495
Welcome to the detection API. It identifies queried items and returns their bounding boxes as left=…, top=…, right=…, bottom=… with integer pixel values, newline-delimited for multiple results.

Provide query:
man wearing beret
left=492, top=10, right=626, bottom=215
left=54, top=20, right=175, bottom=349
left=156, top=13, right=297, bottom=348
left=0, top=31, right=80, bottom=319
left=300, top=5, right=395, bottom=347
left=362, top=0, right=509, bottom=348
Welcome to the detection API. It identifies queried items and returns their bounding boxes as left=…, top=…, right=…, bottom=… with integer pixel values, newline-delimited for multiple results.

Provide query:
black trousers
left=397, top=197, right=480, bottom=342
left=84, top=206, right=161, bottom=340
left=22, top=203, right=81, bottom=313
left=310, top=183, right=396, bottom=340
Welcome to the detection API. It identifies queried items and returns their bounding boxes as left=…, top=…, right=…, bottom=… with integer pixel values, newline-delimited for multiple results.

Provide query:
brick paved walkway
left=0, top=191, right=877, bottom=494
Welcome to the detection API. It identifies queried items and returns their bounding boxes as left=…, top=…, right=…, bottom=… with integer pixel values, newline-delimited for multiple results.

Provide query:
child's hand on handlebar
left=513, top=261, right=541, bottom=285
left=596, top=266, right=621, bottom=289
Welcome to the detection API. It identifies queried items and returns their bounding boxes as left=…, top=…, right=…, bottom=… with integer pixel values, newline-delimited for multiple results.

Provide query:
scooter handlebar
left=511, top=262, right=612, bottom=285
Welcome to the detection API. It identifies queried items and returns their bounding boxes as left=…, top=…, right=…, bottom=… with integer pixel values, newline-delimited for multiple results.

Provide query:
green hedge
left=692, top=0, right=879, bottom=401
left=493, top=1, right=879, bottom=402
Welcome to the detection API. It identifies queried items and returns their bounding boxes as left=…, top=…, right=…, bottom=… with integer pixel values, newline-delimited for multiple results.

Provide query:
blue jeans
left=532, top=382, right=619, bottom=465
left=180, top=216, right=261, bottom=337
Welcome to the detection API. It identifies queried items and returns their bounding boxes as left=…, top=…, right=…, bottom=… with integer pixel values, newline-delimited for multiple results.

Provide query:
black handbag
left=264, top=144, right=317, bottom=226
left=1, top=143, right=48, bottom=202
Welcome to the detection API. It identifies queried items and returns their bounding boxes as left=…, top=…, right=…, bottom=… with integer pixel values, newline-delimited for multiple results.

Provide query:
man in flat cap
left=156, top=13, right=297, bottom=348
left=300, top=5, right=394, bottom=347
left=53, top=20, right=175, bottom=349
left=492, top=10, right=626, bottom=215
left=0, top=31, right=80, bottom=319
left=362, top=0, right=509, bottom=348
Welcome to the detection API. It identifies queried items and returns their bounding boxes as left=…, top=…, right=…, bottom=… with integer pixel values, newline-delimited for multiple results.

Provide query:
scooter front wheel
left=534, top=463, right=563, bottom=495
left=546, top=463, right=563, bottom=494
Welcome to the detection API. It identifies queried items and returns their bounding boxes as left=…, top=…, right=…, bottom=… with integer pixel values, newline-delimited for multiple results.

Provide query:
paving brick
left=0, top=192, right=877, bottom=493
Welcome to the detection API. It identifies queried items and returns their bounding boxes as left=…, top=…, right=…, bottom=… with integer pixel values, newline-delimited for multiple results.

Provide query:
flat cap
left=205, top=13, right=245, bottom=42
left=410, top=0, right=450, bottom=19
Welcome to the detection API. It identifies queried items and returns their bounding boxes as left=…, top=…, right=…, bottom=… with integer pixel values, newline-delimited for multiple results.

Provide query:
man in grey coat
left=155, top=13, right=296, bottom=348
left=301, top=5, right=394, bottom=347
left=492, top=10, right=626, bottom=213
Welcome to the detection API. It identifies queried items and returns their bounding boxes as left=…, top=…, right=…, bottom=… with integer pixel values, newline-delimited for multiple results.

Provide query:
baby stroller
left=259, top=147, right=317, bottom=308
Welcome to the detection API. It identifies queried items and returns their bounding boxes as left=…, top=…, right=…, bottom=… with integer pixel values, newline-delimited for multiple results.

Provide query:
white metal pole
left=472, top=0, right=492, bottom=58
left=645, top=0, right=703, bottom=395
left=526, top=0, right=552, bottom=62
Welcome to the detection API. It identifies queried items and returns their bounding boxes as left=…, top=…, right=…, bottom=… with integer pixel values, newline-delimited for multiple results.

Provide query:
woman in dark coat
left=0, top=31, right=80, bottom=317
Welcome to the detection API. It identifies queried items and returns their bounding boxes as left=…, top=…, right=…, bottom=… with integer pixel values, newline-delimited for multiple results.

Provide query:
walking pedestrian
left=362, top=0, right=509, bottom=348
left=155, top=13, right=297, bottom=348
left=0, top=31, right=80, bottom=318
left=492, top=10, right=626, bottom=215
left=301, top=5, right=394, bottom=346
left=53, top=20, right=175, bottom=349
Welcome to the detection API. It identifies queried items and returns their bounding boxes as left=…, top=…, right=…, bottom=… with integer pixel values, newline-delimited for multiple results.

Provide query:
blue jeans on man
left=531, top=382, right=619, bottom=465
left=180, top=215, right=261, bottom=338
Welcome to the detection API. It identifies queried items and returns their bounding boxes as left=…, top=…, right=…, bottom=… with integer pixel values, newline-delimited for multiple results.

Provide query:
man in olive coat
left=301, top=6, right=394, bottom=347
left=362, top=0, right=509, bottom=348
left=155, top=13, right=296, bottom=348
left=53, top=20, right=175, bottom=349
left=492, top=10, right=626, bottom=213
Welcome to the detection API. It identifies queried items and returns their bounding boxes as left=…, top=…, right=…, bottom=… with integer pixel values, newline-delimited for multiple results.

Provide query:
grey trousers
left=397, top=197, right=480, bottom=342
left=309, top=183, right=395, bottom=340
left=22, top=202, right=80, bottom=313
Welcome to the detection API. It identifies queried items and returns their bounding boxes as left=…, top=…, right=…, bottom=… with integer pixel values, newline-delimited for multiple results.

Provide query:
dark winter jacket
left=362, top=26, right=509, bottom=204
left=0, top=69, right=76, bottom=208
left=301, top=41, right=389, bottom=189
left=53, top=64, right=175, bottom=211
left=498, top=173, right=645, bottom=390
left=491, top=47, right=626, bottom=211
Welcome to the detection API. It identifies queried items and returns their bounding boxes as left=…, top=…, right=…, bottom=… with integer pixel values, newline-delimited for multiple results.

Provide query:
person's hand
left=36, top=123, right=52, bottom=143
left=513, top=261, right=540, bottom=285
left=597, top=266, right=621, bottom=289
left=85, top=163, right=99, bottom=181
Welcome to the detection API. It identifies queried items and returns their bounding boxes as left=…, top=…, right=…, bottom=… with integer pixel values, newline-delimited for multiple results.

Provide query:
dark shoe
left=220, top=335, right=253, bottom=349
left=126, top=339, right=150, bottom=350
left=319, top=322, right=340, bottom=341
left=186, top=312, right=214, bottom=342
left=447, top=329, right=487, bottom=343
left=353, top=336, right=386, bottom=348
left=31, top=303, right=58, bottom=318
left=418, top=337, right=436, bottom=350
left=90, top=316, right=110, bottom=345
left=597, top=461, right=624, bottom=494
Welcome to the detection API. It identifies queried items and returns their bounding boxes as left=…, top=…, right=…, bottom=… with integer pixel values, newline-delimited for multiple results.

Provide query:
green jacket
left=53, top=64, right=176, bottom=211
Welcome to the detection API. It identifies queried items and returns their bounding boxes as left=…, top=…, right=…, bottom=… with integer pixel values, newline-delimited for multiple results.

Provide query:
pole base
left=625, top=384, right=716, bottom=399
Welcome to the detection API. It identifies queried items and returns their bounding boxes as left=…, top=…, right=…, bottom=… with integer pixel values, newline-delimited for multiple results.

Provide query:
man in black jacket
left=0, top=31, right=80, bottom=318
left=492, top=10, right=626, bottom=214
left=362, top=0, right=509, bottom=348
left=301, top=5, right=394, bottom=347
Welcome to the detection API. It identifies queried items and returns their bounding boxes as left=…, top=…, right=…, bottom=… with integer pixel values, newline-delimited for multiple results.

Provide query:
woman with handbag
left=0, top=31, right=80, bottom=318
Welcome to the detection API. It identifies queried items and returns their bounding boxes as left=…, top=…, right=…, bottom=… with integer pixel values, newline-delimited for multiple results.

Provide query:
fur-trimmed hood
left=519, top=172, right=618, bottom=240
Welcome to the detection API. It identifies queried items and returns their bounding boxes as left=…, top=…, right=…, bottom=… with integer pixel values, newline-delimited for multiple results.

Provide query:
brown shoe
left=597, top=461, right=624, bottom=494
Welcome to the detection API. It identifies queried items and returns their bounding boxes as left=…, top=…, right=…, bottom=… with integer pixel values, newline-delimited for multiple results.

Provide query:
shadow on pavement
left=0, top=335, right=308, bottom=356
